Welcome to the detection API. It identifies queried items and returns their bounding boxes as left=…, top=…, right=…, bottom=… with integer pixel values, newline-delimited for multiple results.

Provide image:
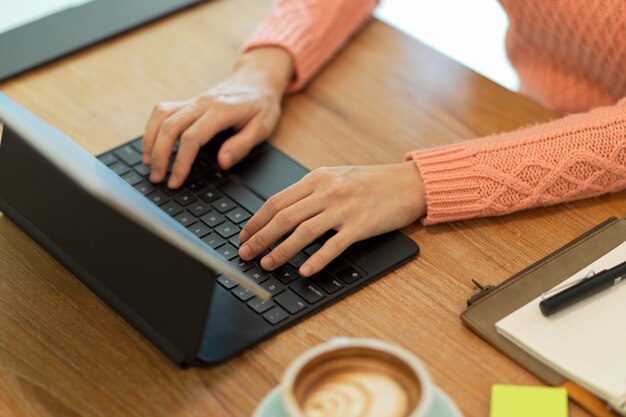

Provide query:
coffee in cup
left=282, top=338, right=434, bottom=417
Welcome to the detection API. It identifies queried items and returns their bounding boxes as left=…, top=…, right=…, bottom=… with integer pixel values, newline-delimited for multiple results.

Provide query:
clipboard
left=461, top=217, right=626, bottom=417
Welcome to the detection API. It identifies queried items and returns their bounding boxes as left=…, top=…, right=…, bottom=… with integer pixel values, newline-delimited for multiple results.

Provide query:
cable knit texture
left=501, top=0, right=626, bottom=113
left=243, top=0, right=626, bottom=224
left=243, top=0, right=378, bottom=92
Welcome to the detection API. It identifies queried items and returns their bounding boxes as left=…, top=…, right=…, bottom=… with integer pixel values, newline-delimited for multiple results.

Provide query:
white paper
left=0, top=0, right=95, bottom=35
left=496, top=241, right=626, bottom=403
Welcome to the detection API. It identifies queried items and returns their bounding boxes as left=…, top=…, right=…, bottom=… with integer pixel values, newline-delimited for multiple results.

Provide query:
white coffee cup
left=280, top=338, right=437, bottom=417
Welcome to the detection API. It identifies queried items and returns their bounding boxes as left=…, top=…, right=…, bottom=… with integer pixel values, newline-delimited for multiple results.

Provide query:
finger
left=259, top=213, right=334, bottom=271
left=239, top=194, right=323, bottom=262
left=239, top=178, right=315, bottom=245
left=217, top=115, right=268, bottom=170
left=143, top=102, right=185, bottom=164
left=298, top=230, right=357, bottom=276
left=149, top=105, right=200, bottom=183
left=168, top=109, right=239, bottom=188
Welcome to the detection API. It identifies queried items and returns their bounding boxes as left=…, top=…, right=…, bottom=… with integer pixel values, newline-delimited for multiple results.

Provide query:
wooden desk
left=1, top=1, right=623, bottom=416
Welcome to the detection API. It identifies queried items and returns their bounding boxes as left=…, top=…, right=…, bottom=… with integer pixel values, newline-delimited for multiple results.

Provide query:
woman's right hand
left=142, top=47, right=294, bottom=189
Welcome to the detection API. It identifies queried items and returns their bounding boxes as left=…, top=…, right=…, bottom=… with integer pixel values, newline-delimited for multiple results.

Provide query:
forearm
left=242, top=0, right=379, bottom=92
left=406, top=98, right=626, bottom=224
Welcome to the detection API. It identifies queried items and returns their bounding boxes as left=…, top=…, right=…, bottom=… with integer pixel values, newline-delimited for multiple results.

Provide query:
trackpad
left=231, top=146, right=308, bottom=199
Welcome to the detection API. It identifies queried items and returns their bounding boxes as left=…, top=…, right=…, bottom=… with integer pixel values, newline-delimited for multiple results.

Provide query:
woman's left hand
left=238, top=161, right=427, bottom=277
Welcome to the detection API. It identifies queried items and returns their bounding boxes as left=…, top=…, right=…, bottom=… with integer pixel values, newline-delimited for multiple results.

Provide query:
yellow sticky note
left=491, top=385, right=568, bottom=417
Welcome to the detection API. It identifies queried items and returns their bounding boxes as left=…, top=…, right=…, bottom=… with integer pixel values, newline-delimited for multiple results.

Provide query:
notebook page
left=496, top=241, right=626, bottom=403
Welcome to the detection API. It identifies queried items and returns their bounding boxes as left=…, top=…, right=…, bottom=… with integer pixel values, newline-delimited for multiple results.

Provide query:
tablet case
left=461, top=217, right=626, bottom=417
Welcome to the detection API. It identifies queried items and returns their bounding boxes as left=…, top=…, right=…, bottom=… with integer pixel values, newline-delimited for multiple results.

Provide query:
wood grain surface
left=1, top=0, right=623, bottom=416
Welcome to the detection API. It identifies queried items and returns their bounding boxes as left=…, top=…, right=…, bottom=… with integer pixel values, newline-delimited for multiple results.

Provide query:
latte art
left=302, top=370, right=412, bottom=417
left=293, top=352, right=421, bottom=417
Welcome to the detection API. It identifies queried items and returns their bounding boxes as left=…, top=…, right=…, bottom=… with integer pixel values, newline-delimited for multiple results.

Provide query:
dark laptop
left=0, top=94, right=419, bottom=366
left=0, top=0, right=204, bottom=81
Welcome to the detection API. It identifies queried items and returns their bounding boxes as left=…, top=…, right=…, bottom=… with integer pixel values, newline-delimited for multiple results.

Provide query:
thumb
left=218, top=116, right=270, bottom=169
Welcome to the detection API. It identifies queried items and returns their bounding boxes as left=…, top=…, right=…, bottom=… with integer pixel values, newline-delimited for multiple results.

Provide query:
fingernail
left=239, top=244, right=252, bottom=260
left=150, top=171, right=160, bottom=183
left=300, top=264, right=313, bottom=277
left=168, top=174, right=179, bottom=188
left=239, top=230, right=250, bottom=243
left=261, top=256, right=275, bottom=270
left=221, top=151, right=235, bottom=169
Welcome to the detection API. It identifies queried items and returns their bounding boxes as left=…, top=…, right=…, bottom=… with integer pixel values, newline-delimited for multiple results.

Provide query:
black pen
left=539, top=260, right=626, bottom=316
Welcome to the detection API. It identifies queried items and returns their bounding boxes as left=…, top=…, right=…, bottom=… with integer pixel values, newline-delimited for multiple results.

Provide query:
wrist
left=400, top=161, right=427, bottom=221
left=234, top=47, right=294, bottom=96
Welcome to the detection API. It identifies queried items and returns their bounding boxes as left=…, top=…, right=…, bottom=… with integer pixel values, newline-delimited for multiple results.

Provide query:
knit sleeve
left=405, top=98, right=626, bottom=225
left=242, top=0, right=379, bottom=93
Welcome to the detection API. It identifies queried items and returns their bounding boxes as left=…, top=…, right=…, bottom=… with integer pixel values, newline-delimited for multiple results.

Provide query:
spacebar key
left=218, top=179, right=264, bottom=213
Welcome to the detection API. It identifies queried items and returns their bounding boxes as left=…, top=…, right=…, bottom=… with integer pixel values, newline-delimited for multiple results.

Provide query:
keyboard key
left=216, top=243, right=238, bottom=260
left=188, top=201, right=212, bottom=217
left=147, top=190, right=169, bottom=206
left=215, top=221, right=239, bottom=238
left=174, top=190, right=197, bottom=207
left=260, top=277, right=285, bottom=296
left=188, top=222, right=211, bottom=238
left=275, top=290, right=307, bottom=314
left=200, top=187, right=222, bottom=203
left=229, top=235, right=241, bottom=248
left=232, top=286, right=254, bottom=302
left=109, top=161, right=130, bottom=176
left=263, top=306, right=289, bottom=325
left=130, top=139, right=143, bottom=153
left=159, top=184, right=177, bottom=196
left=174, top=211, right=196, bottom=227
left=336, top=266, right=363, bottom=284
left=191, top=159, right=208, bottom=173
left=325, top=257, right=348, bottom=273
left=229, top=257, right=255, bottom=272
left=274, top=265, right=299, bottom=285
left=312, top=271, right=344, bottom=294
left=200, top=212, right=225, bottom=228
left=212, top=197, right=237, bottom=213
left=114, top=145, right=143, bottom=166
left=304, top=242, right=322, bottom=256
left=201, top=233, right=225, bottom=249
left=290, top=280, right=326, bottom=304
left=134, top=163, right=151, bottom=177
left=201, top=169, right=225, bottom=184
left=226, top=207, right=251, bottom=224
left=160, top=200, right=183, bottom=217
left=247, top=296, right=275, bottom=314
left=98, top=153, right=118, bottom=166
left=121, top=170, right=143, bottom=185
left=217, top=275, right=237, bottom=290
left=246, top=265, right=270, bottom=284
left=288, top=252, right=308, bottom=269
left=134, top=180, right=155, bottom=195
left=185, top=177, right=207, bottom=192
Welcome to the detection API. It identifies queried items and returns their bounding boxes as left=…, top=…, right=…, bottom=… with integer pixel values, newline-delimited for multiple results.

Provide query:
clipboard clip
left=467, top=279, right=496, bottom=306
left=540, top=269, right=595, bottom=299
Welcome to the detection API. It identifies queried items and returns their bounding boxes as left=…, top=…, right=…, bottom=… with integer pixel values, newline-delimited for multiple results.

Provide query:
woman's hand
left=238, top=162, right=427, bottom=277
left=142, top=47, right=294, bottom=189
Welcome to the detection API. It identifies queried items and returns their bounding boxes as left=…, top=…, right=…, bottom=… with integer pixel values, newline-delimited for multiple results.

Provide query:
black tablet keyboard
left=98, top=138, right=365, bottom=326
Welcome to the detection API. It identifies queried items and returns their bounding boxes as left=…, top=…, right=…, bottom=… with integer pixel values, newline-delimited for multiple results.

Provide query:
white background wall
left=375, top=0, right=519, bottom=91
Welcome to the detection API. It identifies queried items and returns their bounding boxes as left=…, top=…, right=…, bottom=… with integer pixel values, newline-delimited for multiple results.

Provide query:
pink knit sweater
left=244, top=0, right=626, bottom=224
